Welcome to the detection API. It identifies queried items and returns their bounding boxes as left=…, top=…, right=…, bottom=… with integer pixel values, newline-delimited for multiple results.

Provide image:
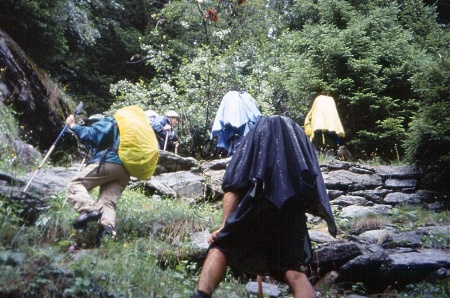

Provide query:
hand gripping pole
left=22, top=102, right=83, bottom=193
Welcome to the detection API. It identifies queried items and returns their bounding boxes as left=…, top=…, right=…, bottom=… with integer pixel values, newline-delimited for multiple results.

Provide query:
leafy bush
left=389, top=205, right=450, bottom=231
left=403, top=102, right=450, bottom=193
left=0, top=105, right=22, bottom=173
left=399, top=280, right=450, bottom=298
left=0, top=199, right=24, bottom=249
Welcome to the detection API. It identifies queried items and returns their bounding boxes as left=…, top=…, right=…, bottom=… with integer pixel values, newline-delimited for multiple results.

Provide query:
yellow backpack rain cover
left=114, top=106, right=159, bottom=180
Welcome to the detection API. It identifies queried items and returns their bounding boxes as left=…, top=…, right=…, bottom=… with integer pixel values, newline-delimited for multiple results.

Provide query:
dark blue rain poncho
left=211, top=91, right=261, bottom=155
left=213, top=115, right=337, bottom=279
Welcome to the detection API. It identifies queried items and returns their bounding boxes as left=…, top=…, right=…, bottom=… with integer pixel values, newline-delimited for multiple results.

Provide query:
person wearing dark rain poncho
left=192, top=115, right=337, bottom=298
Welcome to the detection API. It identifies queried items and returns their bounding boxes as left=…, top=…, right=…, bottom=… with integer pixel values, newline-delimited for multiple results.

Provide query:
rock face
left=1, top=152, right=449, bottom=296
left=0, top=28, right=72, bottom=151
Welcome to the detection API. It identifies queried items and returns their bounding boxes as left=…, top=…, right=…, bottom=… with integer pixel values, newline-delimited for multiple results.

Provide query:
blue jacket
left=151, top=115, right=177, bottom=148
left=71, top=117, right=122, bottom=165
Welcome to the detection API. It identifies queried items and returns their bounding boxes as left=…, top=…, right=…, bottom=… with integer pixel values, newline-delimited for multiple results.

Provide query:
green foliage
left=389, top=205, right=450, bottom=231
left=399, top=280, right=450, bottom=298
left=354, top=116, right=407, bottom=162
left=345, top=212, right=391, bottom=233
left=1, top=0, right=155, bottom=115
left=280, top=2, right=426, bottom=161
left=351, top=281, right=368, bottom=296
left=0, top=188, right=241, bottom=297
left=1, top=0, right=69, bottom=67
left=116, top=190, right=219, bottom=239
left=422, top=231, right=450, bottom=250
left=0, top=198, right=24, bottom=249
left=0, top=106, right=19, bottom=172
left=34, top=194, right=75, bottom=245
left=403, top=102, right=450, bottom=192
left=0, top=104, right=35, bottom=173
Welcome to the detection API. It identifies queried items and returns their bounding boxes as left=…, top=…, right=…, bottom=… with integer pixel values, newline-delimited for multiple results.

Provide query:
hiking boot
left=191, top=290, right=211, bottom=298
left=72, top=209, right=102, bottom=229
left=96, top=224, right=116, bottom=244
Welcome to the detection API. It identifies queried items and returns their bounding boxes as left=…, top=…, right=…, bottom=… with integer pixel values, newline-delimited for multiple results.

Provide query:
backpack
left=113, top=106, right=159, bottom=180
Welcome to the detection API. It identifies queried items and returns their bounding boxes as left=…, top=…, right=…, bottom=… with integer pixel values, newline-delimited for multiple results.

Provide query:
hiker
left=145, top=109, right=158, bottom=126
left=211, top=91, right=261, bottom=156
left=304, top=95, right=345, bottom=150
left=192, top=115, right=337, bottom=298
left=65, top=113, right=130, bottom=243
left=151, top=110, right=180, bottom=151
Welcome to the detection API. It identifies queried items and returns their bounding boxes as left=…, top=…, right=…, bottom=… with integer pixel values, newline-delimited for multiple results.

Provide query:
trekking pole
left=257, top=275, right=263, bottom=298
left=22, top=102, right=84, bottom=193
left=77, top=147, right=91, bottom=174
left=163, top=130, right=169, bottom=151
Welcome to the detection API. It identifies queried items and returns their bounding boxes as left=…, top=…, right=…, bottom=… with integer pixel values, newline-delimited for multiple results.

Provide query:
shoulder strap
left=96, top=119, right=119, bottom=173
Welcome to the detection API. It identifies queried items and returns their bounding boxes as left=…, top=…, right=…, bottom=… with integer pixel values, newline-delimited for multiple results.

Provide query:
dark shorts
left=212, top=195, right=311, bottom=280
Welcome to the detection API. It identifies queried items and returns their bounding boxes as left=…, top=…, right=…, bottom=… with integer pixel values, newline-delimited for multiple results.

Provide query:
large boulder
left=0, top=29, right=72, bottom=151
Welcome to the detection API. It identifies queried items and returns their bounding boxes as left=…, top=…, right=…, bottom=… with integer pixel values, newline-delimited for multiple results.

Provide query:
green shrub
left=0, top=105, right=22, bottom=173
left=403, top=102, right=450, bottom=193
left=398, top=280, right=450, bottom=298
left=0, top=199, right=25, bottom=249
left=389, top=205, right=450, bottom=231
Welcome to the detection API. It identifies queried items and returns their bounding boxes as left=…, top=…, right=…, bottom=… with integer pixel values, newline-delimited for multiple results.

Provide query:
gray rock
left=146, top=171, right=205, bottom=198
left=349, top=166, right=375, bottom=175
left=382, top=249, right=450, bottom=284
left=383, top=192, right=422, bottom=206
left=338, top=250, right=390, bottom=283
left=384, top=178, right=417, bottom=190
left=191, top=230, right=210, bottom=250
left=20, top=165, right=79, bottom=196
left=417, top=225, right=450, bottom=236
left=331, top=195, right=373, bottom=207
left=382, top=230, right=425, bottom=248
left=350, top=192, right=384, bottom=204
left=309, top=230, right=341, bottom=244
left=199, top=158, right=230, bottom=171
left=339, top=205, right=392, bottom=218
left=376, top=165, right=419, bottom=179
left=322, top=170, right=383, bottom=191
left=245, top=280, right=281, bottom=297
left=312, top=243, right=362, bottom=274
left=157, top=150, right=198, bottom=172
left=358, top=229, right=394, bottom=245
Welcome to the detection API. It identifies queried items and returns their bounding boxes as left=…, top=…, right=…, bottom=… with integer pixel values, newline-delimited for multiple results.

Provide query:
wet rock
left=339, top=205, right=392, bottom=218
left=382, top=230, right=425, bottom=249
left=384, top=179, right=417, bottom=190
left=245, top=280, right=281, bottom=297
left=323, top=170, right=383, bottom=191
left=383, top=192, right=422, bottom=206
left=382, top=249, right=450, bottom=285
left=331, top=195, right=373, bottom=207
left=311, top=243, right=363, bottom=274
left=376, top=165, right=419, bottom=179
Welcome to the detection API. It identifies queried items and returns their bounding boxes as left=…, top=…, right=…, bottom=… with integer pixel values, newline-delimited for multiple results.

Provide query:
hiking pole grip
left=74, top=101, right=84, bottom=115
left=22, top=101, right=83, bottom=193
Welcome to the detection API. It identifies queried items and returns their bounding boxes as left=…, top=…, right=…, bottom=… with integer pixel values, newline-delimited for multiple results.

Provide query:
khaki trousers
left=67, top=162, right=130, bottom=228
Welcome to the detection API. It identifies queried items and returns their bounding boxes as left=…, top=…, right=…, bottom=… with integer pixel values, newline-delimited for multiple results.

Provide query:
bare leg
left=196, top=248, right=227, bottom=295
left=284, top=270, right=316, bottom=298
